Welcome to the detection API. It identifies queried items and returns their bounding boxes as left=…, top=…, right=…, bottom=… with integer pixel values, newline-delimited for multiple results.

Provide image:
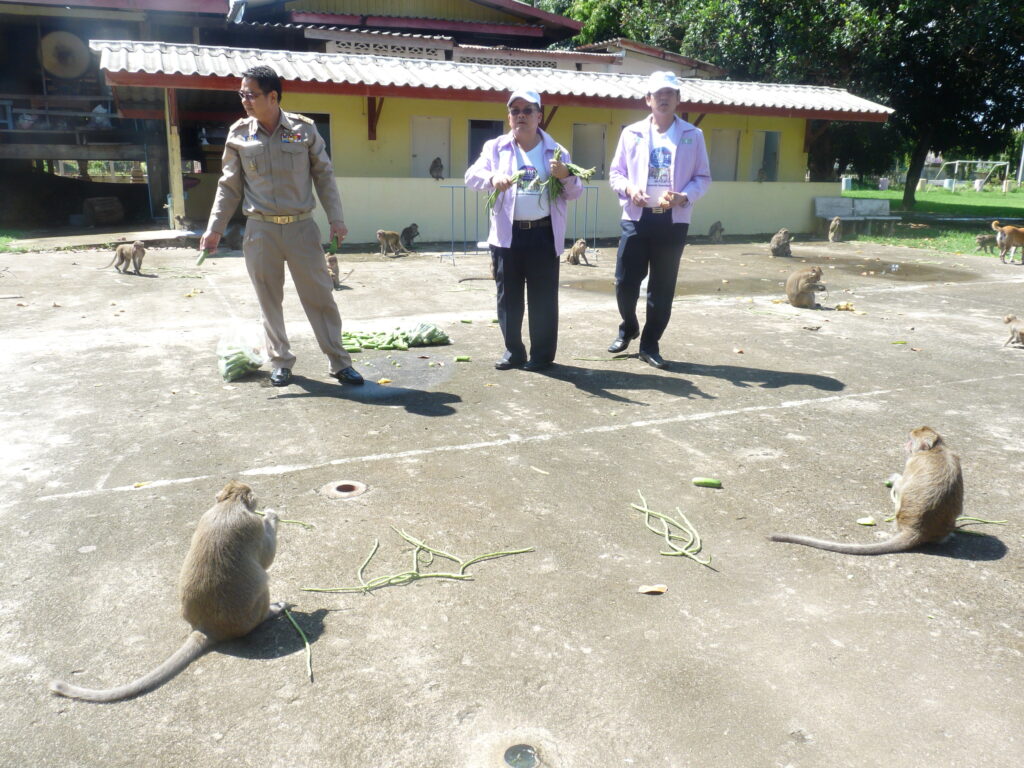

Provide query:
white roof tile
left=91, top=40, right=892, bottom=119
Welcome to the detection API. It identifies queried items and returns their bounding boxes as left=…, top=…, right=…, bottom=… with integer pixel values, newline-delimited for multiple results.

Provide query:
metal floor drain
left=319, top=480, right=368, bottom=499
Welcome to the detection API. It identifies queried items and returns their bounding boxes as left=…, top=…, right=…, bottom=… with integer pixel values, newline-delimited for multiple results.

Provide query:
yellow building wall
left=187, top=93, right=832, bottom=245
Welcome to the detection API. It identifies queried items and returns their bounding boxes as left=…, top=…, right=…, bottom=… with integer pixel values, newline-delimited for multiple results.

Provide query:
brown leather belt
left=513, top=216, right=551, bottom=229
left=247, top=211, right=313, bottom=225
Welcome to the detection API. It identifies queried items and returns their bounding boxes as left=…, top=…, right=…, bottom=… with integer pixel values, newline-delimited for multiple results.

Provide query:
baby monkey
left=564, top=238, right=590, bottom=266
left=98, top=240, right=145, bottom=275
left=708, top=220, right=725, bottom=244
left=975, top=234, right=996, bottom=255
left=49, top=480, right=284, bottom=702
left=770, top=426, right=963, bottom=555
left=828, top=216, right=842, bottom=243
left=1003, top=314, right=1024, bottom=347
left=785, top=265, right=826, bottom=308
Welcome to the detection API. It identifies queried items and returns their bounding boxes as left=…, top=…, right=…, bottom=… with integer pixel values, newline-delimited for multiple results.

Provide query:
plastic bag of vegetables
left=216, top=325, right=266, bottom=382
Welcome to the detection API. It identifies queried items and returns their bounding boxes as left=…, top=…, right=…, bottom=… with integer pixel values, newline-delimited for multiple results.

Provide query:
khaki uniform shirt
left=207, top=110, right=345, bottom=235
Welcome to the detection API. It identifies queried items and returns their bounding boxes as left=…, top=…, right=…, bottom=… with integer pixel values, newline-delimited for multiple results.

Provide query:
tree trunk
left=902, top=129, right=933, bottom=210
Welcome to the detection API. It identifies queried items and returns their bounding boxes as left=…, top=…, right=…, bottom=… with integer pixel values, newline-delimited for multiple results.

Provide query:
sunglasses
left=509, top=107, right=538, bottom=116
left=238, top=90, right=264, bottom=101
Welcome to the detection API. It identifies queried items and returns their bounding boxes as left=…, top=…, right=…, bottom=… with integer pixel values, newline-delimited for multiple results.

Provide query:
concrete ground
left=1, top=234, right=1022, bottom=768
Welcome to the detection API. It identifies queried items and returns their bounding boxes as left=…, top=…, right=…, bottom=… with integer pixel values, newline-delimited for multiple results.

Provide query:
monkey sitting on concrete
left=785, top=265, right=826, bottom=308
left=376, top=229, right=409, bottom=258
left=828, top=216, right=842, bottom=243
left=708, top=220, right=724, bottom=244
left=400, top=223, right=420, bottom=252
left=769, top=228, right=792, bottom=258
left=1003, top=314, right=1024, bottom=347
left=770, top=426, right=963, bottom=556
left=564, top=238, right=590, bottom=265
left=98, top=240, right=146, bottom=275
left=49, top=480, right=285, bottom=702
left=429, top=157, right=444, bottom=181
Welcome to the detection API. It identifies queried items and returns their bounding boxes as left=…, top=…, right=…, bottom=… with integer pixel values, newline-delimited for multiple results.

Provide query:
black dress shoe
left=494, top=359, right=524, bottom=370
left=331, top=366, right=365, bottom=385
left=638, top=351, right=667, bottom=369
left=270, top=367, right=293, bottom=386
left=523, top=360, right=552, bottom=372
left=608, top=331, right=639, bottom=354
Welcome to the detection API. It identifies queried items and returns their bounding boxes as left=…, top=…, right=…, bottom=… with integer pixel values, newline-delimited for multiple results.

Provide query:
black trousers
left=491, top=224, right=559, bottom=366
left=614, top=210, right=689, bottom=355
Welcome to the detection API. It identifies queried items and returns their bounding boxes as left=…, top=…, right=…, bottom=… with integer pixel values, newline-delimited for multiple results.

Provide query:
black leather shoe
left=638, top=351, right=667, bottom=369
left=494, top=359, right=524, bottom=370
left=523, top=360, right=551, bottom=372
left=608, top=331, right=639, bottom=354
left=270, top=367, right=293, bottom=386
left=331, top=366, right=365, bottom=385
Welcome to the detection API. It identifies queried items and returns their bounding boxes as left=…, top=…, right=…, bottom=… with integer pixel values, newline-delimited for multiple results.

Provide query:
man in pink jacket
left=465, top=88, right=584, bottom=371
left=608, top=71, right=712, bottom=369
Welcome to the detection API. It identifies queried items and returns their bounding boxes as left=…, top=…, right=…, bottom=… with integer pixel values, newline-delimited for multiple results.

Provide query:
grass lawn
left=0, top=229, right=28, bottom=254
left=844, top=186, right=1023, bottom=256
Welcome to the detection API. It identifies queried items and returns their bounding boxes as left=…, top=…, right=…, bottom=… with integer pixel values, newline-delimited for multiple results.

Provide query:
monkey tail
left=96, top=254, right=118, bottom=270
left=768, top=530, right=920, bottom=555
left=48, top=630, right=215, bottom=703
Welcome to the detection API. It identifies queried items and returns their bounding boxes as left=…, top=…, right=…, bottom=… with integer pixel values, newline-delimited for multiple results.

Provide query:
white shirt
left=645, top=118, right=682, bottom=206
left=512, top=140, right=550, bottom=221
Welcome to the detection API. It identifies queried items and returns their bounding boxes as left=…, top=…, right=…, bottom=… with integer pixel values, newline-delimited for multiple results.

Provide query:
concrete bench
left=814, top=196, right=901, bottom=236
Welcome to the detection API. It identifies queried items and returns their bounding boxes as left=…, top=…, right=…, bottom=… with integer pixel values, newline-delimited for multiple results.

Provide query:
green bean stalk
left=540, top=146, right=597, bottom=203
left=631, top=491, right=714, bottom=569
left=300, top=528, right=534, bottom=594
left=485, top=170, right=525, bottom=216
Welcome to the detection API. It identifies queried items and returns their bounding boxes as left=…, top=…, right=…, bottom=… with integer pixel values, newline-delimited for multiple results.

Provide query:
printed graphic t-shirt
left=645, top=119, right=683, bottom=206
left=512, top=140, right=550, bottom=221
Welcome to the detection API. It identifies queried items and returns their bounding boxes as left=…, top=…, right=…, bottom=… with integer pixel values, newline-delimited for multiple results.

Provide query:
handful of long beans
left=539, top=146, right=597, bottom=202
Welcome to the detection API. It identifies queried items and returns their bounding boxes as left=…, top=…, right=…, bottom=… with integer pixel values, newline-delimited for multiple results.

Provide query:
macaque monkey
left=400, top=223, right=420, bottom=252
left=376, top=229, right=408, bottom=258
left=1003, top=314, right=1024, bottom=347
left=564, top=238, right=590, bottom=266
left=785, top=266, right=826, bottom=308
left=327, top=254, right=341, bottom=290
left=770, top=427, right=963, bottom=556
left=49, top=480, right=285, bottom=702
left=708, top=220, right=724, bottom=244
left=98, top=241, right=145, bottom=274
left=429, top=157, right=444, bottom=181
left=769, top=228, right=792, bottom=258
left=975, top=234, right=996, bottom=254
left=828, top=216, right=842, bottom=243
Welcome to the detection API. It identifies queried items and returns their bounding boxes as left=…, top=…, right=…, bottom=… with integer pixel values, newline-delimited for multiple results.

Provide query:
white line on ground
left=36, top=371, right=1023, bottom=502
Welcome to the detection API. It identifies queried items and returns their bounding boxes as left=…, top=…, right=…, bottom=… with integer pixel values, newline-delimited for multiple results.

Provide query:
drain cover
left=319, top=480, right=368, bottom=499
left=504, top=744, right=538, bottom=768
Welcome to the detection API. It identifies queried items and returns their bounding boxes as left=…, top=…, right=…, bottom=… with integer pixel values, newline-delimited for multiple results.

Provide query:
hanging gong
left=39, top=30, right=91, bottom=79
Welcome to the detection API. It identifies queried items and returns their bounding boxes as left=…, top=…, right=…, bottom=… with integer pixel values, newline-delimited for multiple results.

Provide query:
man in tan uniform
left=201, top=65, right=363, bottom=387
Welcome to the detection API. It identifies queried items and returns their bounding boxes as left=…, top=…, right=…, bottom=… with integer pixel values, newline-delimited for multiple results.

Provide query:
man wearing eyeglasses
left=465, top=88, right=583, bottom=372
left=201, top=65, right=363, bottom=387
left=607, top=71, right=712, bottom=370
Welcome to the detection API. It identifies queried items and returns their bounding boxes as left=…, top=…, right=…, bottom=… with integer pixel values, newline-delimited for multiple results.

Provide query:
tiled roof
left=239, top=21, right=454, bottom=42
left=91, top=40, right=892, bottom=119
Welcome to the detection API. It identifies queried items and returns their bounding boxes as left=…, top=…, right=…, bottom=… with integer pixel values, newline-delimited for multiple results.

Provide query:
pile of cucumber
left=342, top=322, right=451, bottom=353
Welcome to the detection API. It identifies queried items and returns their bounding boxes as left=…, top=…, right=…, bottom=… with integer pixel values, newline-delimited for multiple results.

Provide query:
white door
left=411, top=116, right=450, bottom=180
left=572, top=123, right=606, bottom=180
left=709, top=128, right=739, bottom=181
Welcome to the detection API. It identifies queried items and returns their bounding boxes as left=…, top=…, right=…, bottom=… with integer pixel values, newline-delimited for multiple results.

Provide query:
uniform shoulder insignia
left=229, top=117, right=249, bottom=131
left=288, top=112, right=314, bottom=125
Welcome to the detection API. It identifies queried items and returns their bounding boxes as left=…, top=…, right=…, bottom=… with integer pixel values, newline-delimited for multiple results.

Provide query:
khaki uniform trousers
left=243, top=217, right=351, bottom=374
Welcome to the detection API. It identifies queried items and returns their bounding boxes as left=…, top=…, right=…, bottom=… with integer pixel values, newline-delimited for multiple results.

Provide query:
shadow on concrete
left=220, top=608, right=330, bottom=661
left=537, top=362, right=715, bottom=405
left=281, top=376, right=462, bottom=416
left=925, top=531, right=1008, bottom=561
left=673, top=360, right=845, bottom=391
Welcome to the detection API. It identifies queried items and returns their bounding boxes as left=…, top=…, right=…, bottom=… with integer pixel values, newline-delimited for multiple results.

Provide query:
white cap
left=645, top=70, right=682, bottom=95
left=507, top=88, right=542, bottom=109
